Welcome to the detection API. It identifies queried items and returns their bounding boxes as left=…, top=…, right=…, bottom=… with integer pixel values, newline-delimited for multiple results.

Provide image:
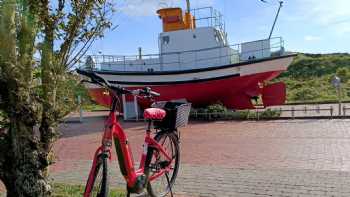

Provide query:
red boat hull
left=88, top=70, right=284, bottom=110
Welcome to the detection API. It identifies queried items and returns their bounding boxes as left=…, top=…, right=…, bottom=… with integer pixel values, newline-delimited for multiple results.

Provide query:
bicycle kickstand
left=165, top=172, right=174, bottom=197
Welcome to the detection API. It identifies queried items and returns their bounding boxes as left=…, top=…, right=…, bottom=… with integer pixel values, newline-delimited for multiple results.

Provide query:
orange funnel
left=157, top=7, right=196, bottom=32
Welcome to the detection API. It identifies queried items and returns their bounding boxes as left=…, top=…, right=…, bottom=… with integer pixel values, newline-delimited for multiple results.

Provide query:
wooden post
left=330, top=106, right=333, bottom=118
left=316, top=105, right=320, bottom=114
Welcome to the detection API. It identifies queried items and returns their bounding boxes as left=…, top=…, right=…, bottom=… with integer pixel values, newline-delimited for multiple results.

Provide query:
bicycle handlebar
left=77, top=69, right=160, bottom=98
left=133, top=87, right=160, bottom=97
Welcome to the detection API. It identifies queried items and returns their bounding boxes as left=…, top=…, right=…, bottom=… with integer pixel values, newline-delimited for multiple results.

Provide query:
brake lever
left=150, top=91, right=160, bottom=97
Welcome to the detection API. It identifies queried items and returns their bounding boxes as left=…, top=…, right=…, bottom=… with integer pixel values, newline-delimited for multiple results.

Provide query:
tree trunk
left=2, top=118, right=51, bottom=197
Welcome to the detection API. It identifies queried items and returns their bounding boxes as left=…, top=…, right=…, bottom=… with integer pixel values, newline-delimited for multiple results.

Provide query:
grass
left=52, top=183, right=125, bottom=197
left=82, top=104, right=109, bottom=111
left=0, top=183, right=125, bottom=196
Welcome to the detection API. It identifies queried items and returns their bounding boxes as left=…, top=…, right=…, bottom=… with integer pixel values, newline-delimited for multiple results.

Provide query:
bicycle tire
left=84, top=154, right=109, bottom=197
left=145, top=132, right=180, bottom=197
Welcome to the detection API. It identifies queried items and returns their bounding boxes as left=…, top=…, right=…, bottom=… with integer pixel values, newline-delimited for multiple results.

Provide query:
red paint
left=262, top=82, right=286, bottom=107
left=88, top=71, right=284, bottom=110
left=84, top=146, right=103, bottom=196
left=88, top=89, right=112, bottom=107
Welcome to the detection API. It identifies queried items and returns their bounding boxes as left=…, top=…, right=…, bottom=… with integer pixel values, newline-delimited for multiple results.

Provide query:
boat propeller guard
left=262, top=82, right=286, bottom=107
left=223, top=82, right=286, bottom=110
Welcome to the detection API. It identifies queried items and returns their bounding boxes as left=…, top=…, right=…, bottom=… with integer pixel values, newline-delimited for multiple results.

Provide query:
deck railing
left=191, top=7, right=226, bottom=34
left=79, top=37, right=285, bottom=72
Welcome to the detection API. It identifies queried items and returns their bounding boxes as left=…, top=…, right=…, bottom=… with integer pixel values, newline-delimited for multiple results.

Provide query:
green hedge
left=190, top=104, right=281, bottom=121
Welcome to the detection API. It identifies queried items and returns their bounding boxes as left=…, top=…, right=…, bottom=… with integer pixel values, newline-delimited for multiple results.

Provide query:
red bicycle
left=77, top=69, right=191, bottom=197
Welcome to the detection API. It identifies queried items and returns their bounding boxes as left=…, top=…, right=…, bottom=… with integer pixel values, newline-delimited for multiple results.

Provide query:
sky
left=89, top=0, right=350, bottom=55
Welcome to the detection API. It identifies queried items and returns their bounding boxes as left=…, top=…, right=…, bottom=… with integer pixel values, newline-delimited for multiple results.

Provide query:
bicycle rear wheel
left=146, top=132, right=180, bottom=197
left=84, top=154, right=109, bottom=197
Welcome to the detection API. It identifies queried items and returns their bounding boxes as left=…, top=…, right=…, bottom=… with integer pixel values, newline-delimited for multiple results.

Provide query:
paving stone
left=51, top=114, right=350, bottom=196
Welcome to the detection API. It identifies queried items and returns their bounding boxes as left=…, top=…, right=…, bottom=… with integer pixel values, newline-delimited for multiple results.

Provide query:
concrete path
left=51, top=112, right=350, bottom=196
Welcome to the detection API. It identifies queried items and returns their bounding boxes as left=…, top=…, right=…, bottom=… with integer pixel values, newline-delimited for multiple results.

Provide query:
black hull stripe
left=95, top=54, right=296, bottom=76
left=108, top=73, right=241, bottom=85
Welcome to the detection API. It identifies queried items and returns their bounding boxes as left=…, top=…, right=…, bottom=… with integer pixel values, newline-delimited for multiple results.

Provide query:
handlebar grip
left=140, top=87, right=160, bottom=97
left=150, top=91, right=160, bottom=97
left=133, top=88, right=160, bottom=97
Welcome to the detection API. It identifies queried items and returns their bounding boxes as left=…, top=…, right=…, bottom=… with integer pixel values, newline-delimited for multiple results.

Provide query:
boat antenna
left=186, top=0, right=191, bottom=13
left=268, top=1, right=284, bottom=39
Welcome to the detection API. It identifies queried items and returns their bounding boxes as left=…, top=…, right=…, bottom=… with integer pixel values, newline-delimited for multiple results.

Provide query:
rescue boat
left=80, top=1, right=295, bottom=118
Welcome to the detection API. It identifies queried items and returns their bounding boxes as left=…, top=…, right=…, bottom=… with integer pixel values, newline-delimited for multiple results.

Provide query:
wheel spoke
left=85, top=156, right=109, bottom=197
left=147, top=132, right=179, bottom=197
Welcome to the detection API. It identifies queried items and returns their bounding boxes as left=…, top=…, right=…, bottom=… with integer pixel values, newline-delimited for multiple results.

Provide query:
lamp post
left=332, top=75, right=342, bottom=116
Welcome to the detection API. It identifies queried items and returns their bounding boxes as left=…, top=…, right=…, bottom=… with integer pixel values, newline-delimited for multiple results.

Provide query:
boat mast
left=186, top=0, right=191, bottom=13
left=268, top=1, right=283, bottom=39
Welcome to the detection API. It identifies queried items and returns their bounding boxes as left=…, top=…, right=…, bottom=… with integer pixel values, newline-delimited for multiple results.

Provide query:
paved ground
left=51, top=112, right=350, bottom=196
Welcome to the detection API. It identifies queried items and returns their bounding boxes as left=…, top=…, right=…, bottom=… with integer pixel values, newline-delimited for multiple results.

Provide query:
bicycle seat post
left=147, top=120, right=152, bottom=133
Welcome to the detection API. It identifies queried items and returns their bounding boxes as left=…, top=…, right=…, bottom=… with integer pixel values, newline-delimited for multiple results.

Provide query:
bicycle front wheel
left=84, top=154, right=109, bottom=197
left=146, top=132, right=180, bottom=197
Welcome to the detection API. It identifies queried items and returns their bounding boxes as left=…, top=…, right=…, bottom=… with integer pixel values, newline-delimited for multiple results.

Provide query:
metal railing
left=191, top=7, right=225, bottom=34
left=79, top=37, right=285, bottom=72
left=189, top=105, right=350, bottom=121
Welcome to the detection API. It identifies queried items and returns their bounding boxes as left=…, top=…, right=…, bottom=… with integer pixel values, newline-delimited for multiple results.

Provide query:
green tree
left=0, top=0, right=113, bottom=196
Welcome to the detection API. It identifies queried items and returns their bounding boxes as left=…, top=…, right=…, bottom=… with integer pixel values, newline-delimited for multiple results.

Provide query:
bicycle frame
left=84, top=96, right=173, bottom=196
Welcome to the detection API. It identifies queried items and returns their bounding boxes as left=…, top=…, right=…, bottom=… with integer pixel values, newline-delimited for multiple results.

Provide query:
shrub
left=259, top=109, right=281, bottom=119
left=190, top=103, right=281, bottom=121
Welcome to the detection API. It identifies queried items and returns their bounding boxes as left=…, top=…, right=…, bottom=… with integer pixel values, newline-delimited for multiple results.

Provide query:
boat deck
left=80, top=37, right=285, bottom=73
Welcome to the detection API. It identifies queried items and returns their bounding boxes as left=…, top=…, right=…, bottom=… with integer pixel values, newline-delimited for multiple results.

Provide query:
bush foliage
left=191, top=103, right=281, bottom=121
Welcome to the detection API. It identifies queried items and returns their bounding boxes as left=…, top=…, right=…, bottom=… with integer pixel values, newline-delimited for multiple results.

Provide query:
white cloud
left=308, top=0, right=349, bottom=25
left=304, top=35, right=321, bottom=41
left=295, top=0, right=350, bottom=35
left=119, top=0, right=214, bottom=16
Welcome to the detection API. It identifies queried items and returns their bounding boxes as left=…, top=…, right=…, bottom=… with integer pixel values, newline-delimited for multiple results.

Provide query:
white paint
left=159, top=27, right=225, bottom=53
left=99, top=65, right=240, bottom=83
left=97, top=56, right=293, bottom=84
left=122, top=94, right=127, bottom=120
left=240, top=40, right=271, bottom=61
left=133, top=95, right=139, bottom=121
left=240, top=56, right=294, bottom=76
left=99, top=27, right=236, bottom=72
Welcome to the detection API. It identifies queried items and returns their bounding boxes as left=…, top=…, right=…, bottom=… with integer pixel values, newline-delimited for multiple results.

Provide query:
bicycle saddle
left=144, top=108, right=166, bottom=121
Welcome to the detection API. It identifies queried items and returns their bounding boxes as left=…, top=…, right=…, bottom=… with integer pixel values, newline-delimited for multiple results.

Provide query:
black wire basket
left=152, top=101, right=191, bottom=130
